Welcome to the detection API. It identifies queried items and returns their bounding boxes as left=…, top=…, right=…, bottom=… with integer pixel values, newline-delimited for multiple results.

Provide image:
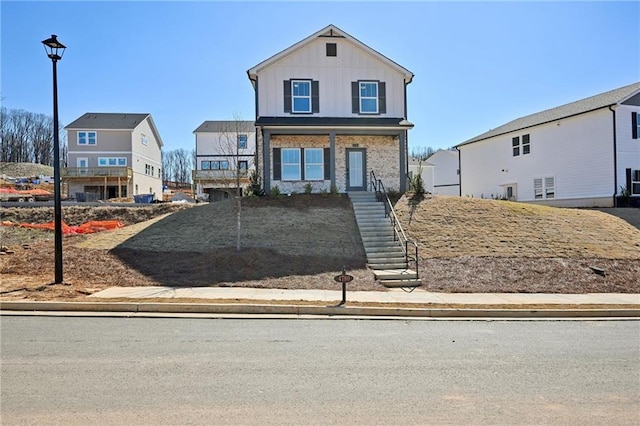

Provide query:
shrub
left=330, top=184, right=339, bottom=196
left=304, top=182, right=313, bottom=194
left=269, top=186, right=281, bottom=197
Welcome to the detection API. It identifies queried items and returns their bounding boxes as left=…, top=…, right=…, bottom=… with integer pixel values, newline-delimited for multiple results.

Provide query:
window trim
left=238, top=134, right=248, bottom=149
left=201, top=160, right=211, bottom=170
left=512, top=136, right=520, bottom=157
left=359, top=81, right=379, bottom=114
left=304, top=148, right=324, bottom=181
left=78, top=131, right=97, bottom=146
left=281, top=148, right=301, bottom=181
left=291, top=80, right=312, bottom=114
left=98, top=157, right=127, bottom=167
left=534, top=176, right=555, bottom=199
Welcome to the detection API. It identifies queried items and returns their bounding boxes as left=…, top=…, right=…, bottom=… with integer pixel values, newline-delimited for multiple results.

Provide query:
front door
left=346, top=148, right=366, bottom=191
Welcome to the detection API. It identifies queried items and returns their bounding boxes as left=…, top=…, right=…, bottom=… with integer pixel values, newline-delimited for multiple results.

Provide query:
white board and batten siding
left=460, top=108, right=615, bottom=206
left=256, top=37, right=406, bottom=118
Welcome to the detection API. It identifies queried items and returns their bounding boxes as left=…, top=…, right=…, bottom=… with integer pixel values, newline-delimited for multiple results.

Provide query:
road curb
left=1, top=301, right=639, bottom=318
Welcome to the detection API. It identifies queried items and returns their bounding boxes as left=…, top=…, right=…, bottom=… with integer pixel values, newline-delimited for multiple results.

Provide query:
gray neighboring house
left=192, top=120, right=256, bottom=201
left=64, top=113, right=163, bottom=201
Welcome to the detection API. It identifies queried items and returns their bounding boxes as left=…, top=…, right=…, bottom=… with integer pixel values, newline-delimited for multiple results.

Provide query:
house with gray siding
left=456, top=82, right=640, bottom=207
left=64, top=113, right=163, bottom=201
left=247, top=24, right=414, bottom=194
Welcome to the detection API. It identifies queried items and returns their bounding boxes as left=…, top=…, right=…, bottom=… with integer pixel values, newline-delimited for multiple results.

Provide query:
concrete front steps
left=349, top=191, right=421, bottom=289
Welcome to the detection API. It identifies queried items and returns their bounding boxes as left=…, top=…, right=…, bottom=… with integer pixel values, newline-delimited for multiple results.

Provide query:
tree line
left=0, top=107, right=67, bottom=166
left=161, top=148, right=194, bottom=187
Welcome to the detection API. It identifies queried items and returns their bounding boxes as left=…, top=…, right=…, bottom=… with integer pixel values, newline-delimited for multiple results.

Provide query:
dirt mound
left=0, top=162, right=54, bottom=178
left=395, top=195, right=640, bottom=259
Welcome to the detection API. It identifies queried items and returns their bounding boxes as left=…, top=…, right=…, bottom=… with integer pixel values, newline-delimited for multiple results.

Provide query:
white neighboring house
left=192, top=120, right=256, bottom=201
left=63, top=113, right=163, bottom=201
left=408, top=149, right=460, bottom=196
left=456, top=82, right=640, bottom=207
left=408, top=158, right=435, bottom=194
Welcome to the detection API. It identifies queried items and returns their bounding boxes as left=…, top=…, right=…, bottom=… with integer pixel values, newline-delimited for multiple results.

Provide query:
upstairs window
left=141, top=134, right=148, bottom=146
left=512, top=137, right=520, bottom=156
left=292, top=80, right=311, bottom=113
left=352, top=81, right=386, bottom=115
left=78, top=131, right=97, bottom=145
left=359, top=82, right=378, bottom=114
left=284, top=79, right=319, bottom=114
left=522, top=134, right=531, bottom=154
left=512, top=134, right=530, bottom=156
left=201, top=161, right=211, bottom=170
left=238, top=134, right=247, bottom=149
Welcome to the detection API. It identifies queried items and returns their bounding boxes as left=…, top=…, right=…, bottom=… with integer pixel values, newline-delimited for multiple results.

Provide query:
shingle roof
left=193, top=121, right=255, bottom=133
left=65, top=113, right=150, bottom=130
left=255, top=116, right=413, bottom=128
left=457, top=82, right=640, bottom=147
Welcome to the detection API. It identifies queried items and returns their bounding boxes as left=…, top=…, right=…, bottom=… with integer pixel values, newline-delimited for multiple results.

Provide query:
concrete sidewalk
left=89, top=285, right=640, bottom=306
left=2, top=286, right=639, bottom=319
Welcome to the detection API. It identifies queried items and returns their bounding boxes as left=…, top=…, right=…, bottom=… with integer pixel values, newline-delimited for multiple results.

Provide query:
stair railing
left=369, top=171, right=419, bottom=277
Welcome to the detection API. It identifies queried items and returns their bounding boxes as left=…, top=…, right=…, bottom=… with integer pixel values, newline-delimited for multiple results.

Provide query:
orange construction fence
left=2, top=220, right=124, bottom=235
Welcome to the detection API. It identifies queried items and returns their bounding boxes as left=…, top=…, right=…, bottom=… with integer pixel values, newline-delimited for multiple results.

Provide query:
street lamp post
left=42, top=34, right=66, bottom=284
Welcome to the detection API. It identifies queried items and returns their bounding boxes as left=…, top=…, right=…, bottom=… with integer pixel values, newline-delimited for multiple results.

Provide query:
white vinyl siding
left=256, top=38, right=406, bottom=117
left=460, top=108, right=614, bottom=203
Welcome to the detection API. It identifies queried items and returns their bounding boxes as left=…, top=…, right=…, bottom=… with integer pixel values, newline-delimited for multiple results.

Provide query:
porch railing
left=63, top=167, right=132, bottom=179
left=369, top=170, right=419, bottom=279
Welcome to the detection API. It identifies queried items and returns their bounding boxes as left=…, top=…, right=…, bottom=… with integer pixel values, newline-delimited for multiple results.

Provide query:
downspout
left=609, top=105, right=617, bottom=207
left=403, top=81, right=409, bottom=192
left=455, top=146, right=462, bottom=196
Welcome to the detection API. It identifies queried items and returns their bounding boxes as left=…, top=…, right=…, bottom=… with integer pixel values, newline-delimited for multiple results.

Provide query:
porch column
left=329, top=131, right=336, bottom=189
left=263, top=130, right=271, bottom=192
left=399, top=132, right=407, bottom=192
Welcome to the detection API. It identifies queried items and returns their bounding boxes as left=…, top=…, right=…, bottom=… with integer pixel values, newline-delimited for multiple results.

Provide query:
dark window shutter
left=300, top=148, right=305, bottom=181
left=632, top=112, right=638, bottom=139
left=626, top=168, right=632, bottom=191
left=378, top=82, right=386, bottom=114
left=351, top=82, right=359, bottom=114
left=323, top=148, right=330, bottom=180
left=283, top=81, right=291, bottom=113
left=273, top=148, right=281, bottom=180
left=312, top=80, right=319, bottom=113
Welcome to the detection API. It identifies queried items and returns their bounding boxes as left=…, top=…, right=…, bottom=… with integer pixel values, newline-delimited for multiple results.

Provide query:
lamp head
left=42, top=34, right=66, bottom=61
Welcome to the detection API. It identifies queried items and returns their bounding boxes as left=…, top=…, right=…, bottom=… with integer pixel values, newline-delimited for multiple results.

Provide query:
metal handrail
left=369, top=171, right=419, bottom=278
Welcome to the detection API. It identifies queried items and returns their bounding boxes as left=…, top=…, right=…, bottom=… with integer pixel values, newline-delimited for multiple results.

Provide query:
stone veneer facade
left=263, top=134, right=401, bottom=194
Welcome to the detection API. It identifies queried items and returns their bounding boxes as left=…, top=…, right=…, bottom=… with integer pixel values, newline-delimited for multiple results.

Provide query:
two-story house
left=192, top=120, right=256, bottom=201
left=63, top=113, right=163, bottom=201
left=247, top=24, right=414, bottom=194
left=456, top=82, right=640, bottom=207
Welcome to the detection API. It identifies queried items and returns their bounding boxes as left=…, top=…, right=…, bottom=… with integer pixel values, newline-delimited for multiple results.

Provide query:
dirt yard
left=1, top=194, right=639, bottom=301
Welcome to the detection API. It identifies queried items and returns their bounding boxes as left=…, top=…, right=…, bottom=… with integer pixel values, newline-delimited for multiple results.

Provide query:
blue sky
left=2, top=1, right=639, bottom=153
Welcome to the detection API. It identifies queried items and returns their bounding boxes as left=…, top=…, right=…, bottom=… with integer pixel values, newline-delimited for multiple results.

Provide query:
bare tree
left=0, top=107, right=64, bottom=168
left=410, top=146, right=437, bottom=161
left=212, top=114, right=255, bottom=251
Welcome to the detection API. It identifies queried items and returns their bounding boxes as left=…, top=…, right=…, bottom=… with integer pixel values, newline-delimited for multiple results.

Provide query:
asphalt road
left=1, top=317, right=639, bottom=425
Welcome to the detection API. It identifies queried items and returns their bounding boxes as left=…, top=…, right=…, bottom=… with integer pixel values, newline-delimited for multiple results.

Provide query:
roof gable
left=458, top=82, right=640, bottom=147
left=247, top=24, right=413, bottom=84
